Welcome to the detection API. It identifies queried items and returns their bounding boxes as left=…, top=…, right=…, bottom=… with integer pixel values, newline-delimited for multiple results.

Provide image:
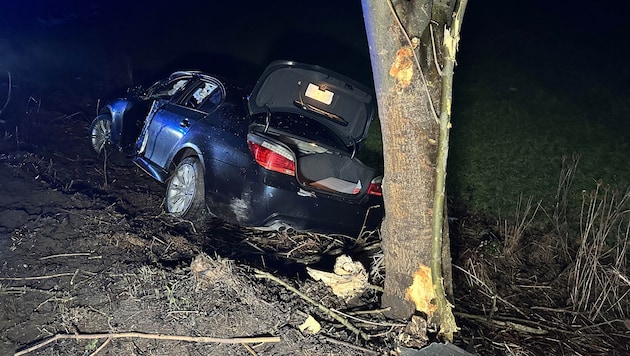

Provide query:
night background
left=2, top=0, right=628, bottom=212
left=1, top=0, right=629, bottom=354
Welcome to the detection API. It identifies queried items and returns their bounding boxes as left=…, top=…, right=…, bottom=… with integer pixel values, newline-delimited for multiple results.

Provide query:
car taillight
left=367, top=177, right=382, bottom=196
left=247, top=139, right=295, bottom=176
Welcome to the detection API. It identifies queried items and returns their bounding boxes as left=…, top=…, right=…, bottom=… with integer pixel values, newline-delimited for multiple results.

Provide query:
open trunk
left=248, top=127, right=380, bottom=197
left=298, top=153, right=376, bottom=195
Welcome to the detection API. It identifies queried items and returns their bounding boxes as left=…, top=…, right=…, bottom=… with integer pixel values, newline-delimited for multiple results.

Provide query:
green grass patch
left=447, top=35, right=629, bottom=218
left=358, top=117, right=384, bottom=173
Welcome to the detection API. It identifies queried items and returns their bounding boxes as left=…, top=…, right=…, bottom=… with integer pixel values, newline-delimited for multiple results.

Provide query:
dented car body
left=89, top=60, right=383, bottom=236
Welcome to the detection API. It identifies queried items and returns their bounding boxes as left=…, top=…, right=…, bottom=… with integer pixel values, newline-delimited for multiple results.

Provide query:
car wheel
left=89, top=114, right=112, bottom=154
left=165, top=157, right=205, bottom=219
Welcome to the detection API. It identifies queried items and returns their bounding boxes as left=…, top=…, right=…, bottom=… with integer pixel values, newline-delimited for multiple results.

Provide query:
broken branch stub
left=307, top=255, right=368, bottom=301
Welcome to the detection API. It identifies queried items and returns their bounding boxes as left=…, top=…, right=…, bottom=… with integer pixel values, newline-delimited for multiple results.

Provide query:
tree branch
left=15, top=332, right=281, bottom=356
left=430, top=0, right=468, bottom=342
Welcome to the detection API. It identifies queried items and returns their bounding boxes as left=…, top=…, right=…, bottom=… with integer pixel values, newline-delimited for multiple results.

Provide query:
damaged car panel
left=88, top=60, right=384, bottom=236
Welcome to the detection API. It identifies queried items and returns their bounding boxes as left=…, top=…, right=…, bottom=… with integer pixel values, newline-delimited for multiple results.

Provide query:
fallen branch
left=330, top=308, right=406, bottom=327
left=455, top=312, right=547, bottom=335
left=0, top=272, right=76, bottom=281
left=90, top=337, right=111, bottom=356
left=39, top=253, right=93, bottom=260
left=0, top=286, right=59, bottom=296
left=15, top=332, right=281, bottom=356
left=253, top=269, right=369, bottom=340
left=0, top=269, right=96, bottom=283
left=241, top=342, right=257, bottom=356
left=320, top=335, right=379, bottom=355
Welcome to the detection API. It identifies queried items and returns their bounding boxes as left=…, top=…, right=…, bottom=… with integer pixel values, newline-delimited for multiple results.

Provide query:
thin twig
left=89, top=337, right=111, bottom=356
left=241, top=342, right=258, bottom=356
left=429, top=22, right=443, bottom=76
left=330, top=308, right=405, bottom=327
left=15, top=332, right=281, bottom=356
left=347, top=307, right=391, bottom=315
left=320, top=335, right=379, bottom=355
left=0, top=286, right=59, bottom=296
left=39, top=253, right=92, bottom=260
left=455, top=312, right=547, bottom=335
left=453, top=264, right=529, bottom=318
left=530, top=306, right=581, bottom=315
left=284, top=242, right=310, bottom=257
left=575, top=319, right=626, bottom=332
left=355, top=205, right=381, bottom=242
left=244, top=240, right=265, bottom=253
left=0, top=273, right=76, bottom=281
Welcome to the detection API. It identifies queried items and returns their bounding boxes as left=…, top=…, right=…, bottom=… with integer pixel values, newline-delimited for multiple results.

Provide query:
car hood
left=248, top=60, right=376, bottom=147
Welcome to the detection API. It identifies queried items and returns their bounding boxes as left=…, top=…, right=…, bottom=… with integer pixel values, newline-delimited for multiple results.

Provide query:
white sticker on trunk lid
left=305, top=83, right=334, bottom=105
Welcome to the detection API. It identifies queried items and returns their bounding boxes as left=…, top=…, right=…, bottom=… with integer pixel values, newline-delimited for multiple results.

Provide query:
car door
left=136, top=75, right=192, bottom=157
left=142, top=79, right=223, bottom=169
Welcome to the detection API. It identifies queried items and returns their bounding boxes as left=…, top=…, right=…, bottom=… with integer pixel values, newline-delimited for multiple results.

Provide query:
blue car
left=89, top=60, right=383, bottom=236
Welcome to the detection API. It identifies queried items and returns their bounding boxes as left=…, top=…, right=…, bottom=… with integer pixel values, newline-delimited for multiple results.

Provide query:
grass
left=357, top=117, right=383, bottom=172
left=571, top=183, right=630, bottom=320
left=446, top=13, right=630, bottom=218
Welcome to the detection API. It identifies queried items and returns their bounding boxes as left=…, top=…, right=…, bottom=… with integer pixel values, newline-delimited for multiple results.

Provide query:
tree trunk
left=361, top=0, right=461, bottom=329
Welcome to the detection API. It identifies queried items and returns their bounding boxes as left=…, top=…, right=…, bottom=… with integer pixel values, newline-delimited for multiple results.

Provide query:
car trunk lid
left=248, top=60, right=376, bottom=147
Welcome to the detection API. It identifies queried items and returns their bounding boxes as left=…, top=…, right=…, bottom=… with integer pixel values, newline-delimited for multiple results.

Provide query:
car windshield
left=260, top=112, right=349, bottom=150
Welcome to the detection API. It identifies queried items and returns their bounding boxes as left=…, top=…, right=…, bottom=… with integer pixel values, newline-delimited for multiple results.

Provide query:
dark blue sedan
left=89, top=60, right=383, bottom=236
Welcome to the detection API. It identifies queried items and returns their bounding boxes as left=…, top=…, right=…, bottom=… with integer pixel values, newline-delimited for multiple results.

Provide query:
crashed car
left=88, top=60, right=383, bottom=236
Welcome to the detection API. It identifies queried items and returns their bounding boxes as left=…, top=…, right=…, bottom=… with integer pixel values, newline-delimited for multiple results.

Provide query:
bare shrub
left=457, top=253, right=495, bottom=295
left=500, top=194, right=540, bottom=260
left=453, top=161, right=629, bottom=354
left=553, top=153, right=580, bottom=259
left=570, top=182, right=630, bottom=322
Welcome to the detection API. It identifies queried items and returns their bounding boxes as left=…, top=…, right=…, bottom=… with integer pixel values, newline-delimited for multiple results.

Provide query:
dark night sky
left=1, top=0, right=629, bottom=90
left=0, top=1, right=372, bottom=88
left=1, top=0, right=629, bottom=151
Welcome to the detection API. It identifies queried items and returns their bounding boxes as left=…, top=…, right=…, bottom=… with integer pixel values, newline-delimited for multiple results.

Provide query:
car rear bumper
left=203, top=157, right=383, bottom=236
left=235, top=172, right=383, bottom=236
left=261, top=189, right=382, bottom=236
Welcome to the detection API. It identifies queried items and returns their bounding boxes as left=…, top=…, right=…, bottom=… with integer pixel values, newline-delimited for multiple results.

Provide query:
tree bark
left=361, top=0, right=464, bottom=334
left=362, top=0, right=439, bottom=320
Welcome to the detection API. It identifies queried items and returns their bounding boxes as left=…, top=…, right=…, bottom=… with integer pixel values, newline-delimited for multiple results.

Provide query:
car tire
left=89, top=114, right=113, bottom=154
left=165, top=156, right=206, bottom=219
